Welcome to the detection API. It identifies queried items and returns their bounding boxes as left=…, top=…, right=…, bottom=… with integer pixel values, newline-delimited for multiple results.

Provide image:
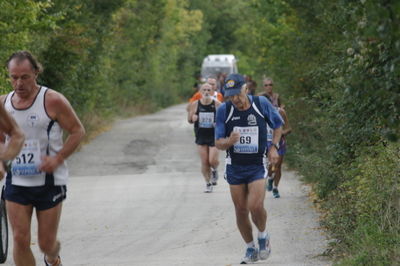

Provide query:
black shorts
left=4, top=174, right=67, bottom=211
left=195, top=137, right=215, bottom=147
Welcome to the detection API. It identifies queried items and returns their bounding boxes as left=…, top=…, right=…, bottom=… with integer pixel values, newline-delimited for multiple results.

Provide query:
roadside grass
left=325, top=142, right=400, bottom=265
left=287, top=139, right=400, bottom=265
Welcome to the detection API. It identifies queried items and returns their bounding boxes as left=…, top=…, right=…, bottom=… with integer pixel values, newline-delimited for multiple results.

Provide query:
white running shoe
left=240, top=247, right=259, bottom=264
left=204, top=183, right=213, bottom=193
left=258, top=234, right=271, bottom=260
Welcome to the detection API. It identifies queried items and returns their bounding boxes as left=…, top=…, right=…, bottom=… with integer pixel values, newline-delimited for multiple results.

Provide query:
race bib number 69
left=233, top=126, right=259, bottom=154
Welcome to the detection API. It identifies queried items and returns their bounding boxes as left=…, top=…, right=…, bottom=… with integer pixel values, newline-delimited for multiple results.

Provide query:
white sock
left=273, top=185, right=278, bottom=189
left=45, top=257, right=58, bottom=266
left=246, top=241, right=255, bottom=248
left=258, top=230, right=268, bottom=239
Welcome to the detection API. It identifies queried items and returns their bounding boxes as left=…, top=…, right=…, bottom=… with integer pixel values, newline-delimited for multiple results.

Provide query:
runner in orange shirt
left=188, top=77, right=224, bottom=103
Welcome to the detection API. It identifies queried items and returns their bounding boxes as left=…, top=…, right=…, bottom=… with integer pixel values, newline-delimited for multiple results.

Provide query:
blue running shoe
left=258, top=234, right=271, bottom=260
left=267, top=178, right=273, bottom=191
left=240, top=247, right=259, bottom=264
left=272, top=188, right=280, bottom=198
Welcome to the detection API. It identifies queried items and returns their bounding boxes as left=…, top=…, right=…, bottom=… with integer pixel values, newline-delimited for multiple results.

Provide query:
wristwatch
left=272, top=142, right=280, bottom=150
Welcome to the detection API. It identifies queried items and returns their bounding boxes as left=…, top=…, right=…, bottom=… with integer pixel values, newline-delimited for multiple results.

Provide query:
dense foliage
left=0, top=0, right=398, bottom=264
left=232, top=0, right=399, bottom=264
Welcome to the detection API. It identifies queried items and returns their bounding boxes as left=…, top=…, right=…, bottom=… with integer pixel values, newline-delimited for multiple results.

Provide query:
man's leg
left=37, top=203, right=62, bottom=264
left=208, top=146, right=219, bottom=170
left=248, top=178, right=271, bottom=260
left=247, top=179, right=267, bottom=232
left=6, top=201, right=35, bottom=266
left=229, top=184, right=253, bottom=243
left=197, top=145, right=211, bottom=183
left=209, top=146, right=219, bottom=185
left=273, top=156, right=284, bottom=187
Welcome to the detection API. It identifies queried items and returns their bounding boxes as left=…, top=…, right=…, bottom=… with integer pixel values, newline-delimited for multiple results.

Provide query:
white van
left=201, top=54, right=238, bottom=79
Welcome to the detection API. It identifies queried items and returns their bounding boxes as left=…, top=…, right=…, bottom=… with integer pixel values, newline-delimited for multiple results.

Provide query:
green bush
left=324, top=142, right=400, bottom=265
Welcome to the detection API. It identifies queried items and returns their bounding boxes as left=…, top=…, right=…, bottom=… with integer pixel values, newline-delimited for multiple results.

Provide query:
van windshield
left=201, top=67, right=232, bottom=78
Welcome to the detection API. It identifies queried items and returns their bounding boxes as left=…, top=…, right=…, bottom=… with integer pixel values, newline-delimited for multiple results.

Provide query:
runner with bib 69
left=215, top=73, right=283, bottom=264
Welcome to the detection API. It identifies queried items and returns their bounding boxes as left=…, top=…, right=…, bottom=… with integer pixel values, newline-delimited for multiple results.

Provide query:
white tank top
left=4, top=86, right=68, bottom=186
left=211, top=91, right=219, bottom=101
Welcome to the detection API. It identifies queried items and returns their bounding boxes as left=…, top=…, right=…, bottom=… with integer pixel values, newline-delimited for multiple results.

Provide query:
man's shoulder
left=189, top=92, right=201, bottom=102
left=45, top=88, right=63, bottom=102
left=44, top=88, right=71, bottom=111
left=256, top=95, right=268, bottom=104
left=0, top=94, right=7, bottom=104
left=190, top=99, right=199, bottom=108
left=216, top=102, right=227, bottom=116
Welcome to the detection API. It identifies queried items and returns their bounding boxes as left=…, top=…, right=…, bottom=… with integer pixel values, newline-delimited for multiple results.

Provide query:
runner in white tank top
left=4, top=86, right=69, bottom=187
left=1, top=51, right=85, bottom=266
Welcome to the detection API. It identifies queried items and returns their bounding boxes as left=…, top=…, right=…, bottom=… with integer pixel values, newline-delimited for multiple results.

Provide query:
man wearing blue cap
left=215, top=73, right=283, bottom=264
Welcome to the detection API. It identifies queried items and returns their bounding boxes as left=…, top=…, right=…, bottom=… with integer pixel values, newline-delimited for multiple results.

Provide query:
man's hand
left=40, top=155, right=64, bottom=173
left=268, top=147, right=279, bottom=166
left=191, top=114, right=198, bottom=122
left=228, top=131, right=240, bottom=146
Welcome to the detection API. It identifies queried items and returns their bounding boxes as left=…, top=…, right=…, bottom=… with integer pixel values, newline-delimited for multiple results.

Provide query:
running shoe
left=266, top=178, right=273, bottom=191
left=211, top=169, right=219, bottom=185
left=44, top=255, right=62, bottom=266
left=258, top=234, right=271, bottom=260
left=272, top=188, right=280, bottom=198
left=240, top=247, right=259, bottom=264
left=204, top=183, right=213, bottom=193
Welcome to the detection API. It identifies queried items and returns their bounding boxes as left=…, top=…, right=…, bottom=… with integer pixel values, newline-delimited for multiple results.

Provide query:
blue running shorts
left=4, top=173, right=67, bottom=211
left=225, top=163, right=267, bottom=185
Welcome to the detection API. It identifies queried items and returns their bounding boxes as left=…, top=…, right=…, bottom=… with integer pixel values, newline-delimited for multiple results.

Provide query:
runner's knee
left=201, top=159, right=210, bottom=168
left=13, top=231, right=30, bottom=250
left=38, top=236, right=58, bottom=254
left=234, top=202, right=248, bottom=217
left=209, top=157, right=219, bottom=167
left=248, top=202, right=265, bottom=215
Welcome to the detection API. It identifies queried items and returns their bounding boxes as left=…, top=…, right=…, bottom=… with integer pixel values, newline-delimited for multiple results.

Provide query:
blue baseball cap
left=224, top=73, right=246, bottom=96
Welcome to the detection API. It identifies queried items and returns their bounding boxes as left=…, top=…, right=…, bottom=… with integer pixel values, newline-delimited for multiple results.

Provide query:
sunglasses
left=264, top=84, right=273, bottom=87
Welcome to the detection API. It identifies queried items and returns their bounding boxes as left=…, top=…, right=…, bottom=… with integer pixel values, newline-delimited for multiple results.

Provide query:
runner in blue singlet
left=215, top=73, right=283, bottom=264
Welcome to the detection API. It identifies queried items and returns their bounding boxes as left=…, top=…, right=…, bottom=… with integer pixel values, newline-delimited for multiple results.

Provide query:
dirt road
left=4, top=104, right=330, bottom=265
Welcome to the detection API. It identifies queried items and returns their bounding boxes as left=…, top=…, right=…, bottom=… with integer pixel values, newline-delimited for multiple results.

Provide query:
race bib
left=199, top=112, right=214, bottom=128
left=233, top=126, right=259, bottom=153
left=11, top=139, right=43, bottom=176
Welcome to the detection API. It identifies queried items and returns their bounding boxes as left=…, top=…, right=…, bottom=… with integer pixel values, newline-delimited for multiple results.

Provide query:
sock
left=273, top=185, right=278, bottom=189
left=246, top=241, right=255, bottom=248
left=45, top=256, right=59, bottom=266
left=258, top=230, right=268, bottom=239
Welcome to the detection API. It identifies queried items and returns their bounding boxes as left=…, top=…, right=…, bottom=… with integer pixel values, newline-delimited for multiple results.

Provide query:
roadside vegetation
left=1, top=0, right=398, bottom=264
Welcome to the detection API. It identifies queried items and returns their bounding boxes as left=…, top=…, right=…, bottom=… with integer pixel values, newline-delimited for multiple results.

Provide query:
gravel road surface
left=4, top=104, right=330, bottom=266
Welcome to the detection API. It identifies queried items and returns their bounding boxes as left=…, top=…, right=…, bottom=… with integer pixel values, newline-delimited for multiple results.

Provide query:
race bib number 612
left=11, top=139, right=42, bottom=176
